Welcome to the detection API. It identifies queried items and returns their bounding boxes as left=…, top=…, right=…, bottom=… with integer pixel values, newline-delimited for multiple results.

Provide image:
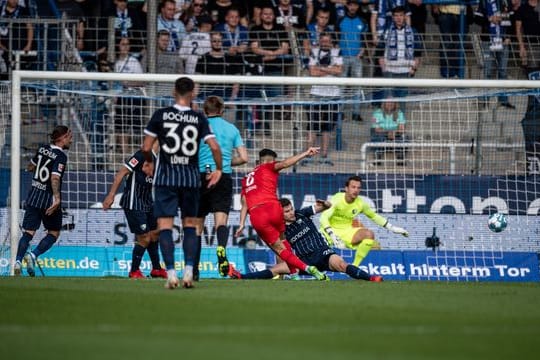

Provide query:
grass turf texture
left=0, top=278, right=539, bottom=360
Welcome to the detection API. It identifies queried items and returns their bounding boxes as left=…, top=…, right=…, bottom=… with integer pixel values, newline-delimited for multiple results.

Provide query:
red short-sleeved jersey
left=241, top=162, right=280, bottom=210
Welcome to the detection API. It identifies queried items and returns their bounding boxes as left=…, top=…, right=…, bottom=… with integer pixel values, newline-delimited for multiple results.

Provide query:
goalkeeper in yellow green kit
left=320, top=175, right=409, bottom=266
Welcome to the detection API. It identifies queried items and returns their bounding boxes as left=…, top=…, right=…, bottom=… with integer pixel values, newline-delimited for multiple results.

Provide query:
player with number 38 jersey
left=142, top=77, right=223, bottom=289
left=144, top=105, right=214, bottom=188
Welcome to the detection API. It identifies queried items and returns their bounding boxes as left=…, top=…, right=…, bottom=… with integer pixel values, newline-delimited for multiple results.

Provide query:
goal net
left=1, top=71, right=539, bottom=281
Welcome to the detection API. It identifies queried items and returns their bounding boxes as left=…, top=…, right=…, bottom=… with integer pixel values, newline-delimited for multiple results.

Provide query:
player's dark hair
left=203, top=96, right=225, bottom=116
left=392, top=6, right=406, bottom=14
left=346, top=175, right=362, bottom=186
left=259, top=148, right=277, bottom=159
left=279, top=198, right=292, bottom=207
left=50, top=125, right=70, bottom=142
left=174, top=77, right=195, bottom=96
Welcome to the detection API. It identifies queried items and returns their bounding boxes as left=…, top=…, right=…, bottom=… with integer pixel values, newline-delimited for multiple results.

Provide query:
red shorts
left=249, top=202, right=285, bottom=246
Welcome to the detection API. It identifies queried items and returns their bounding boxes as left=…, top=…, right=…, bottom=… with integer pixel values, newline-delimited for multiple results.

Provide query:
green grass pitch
left=1, top=278, right=539, bottom=360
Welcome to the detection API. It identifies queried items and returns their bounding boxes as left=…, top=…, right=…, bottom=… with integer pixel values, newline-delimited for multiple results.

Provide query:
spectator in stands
left=273, top=0, right=306, bottom=30
left=0, top=0, right=34, bottom=79
left=250, top=5, right=290, bottom=80
left=142, top=30, right=184, bottom=74
left=181, top=0, right=209, bottom=32
left=377, top=6, right=421, bottom=100
left=370, top=0, right=411, bottom=46
left=303, top=32, right=342, bottom=166
left=113, top=37, right=145, bottom=155
left=433, top=3, right=466, bottom=78
left=337, top=0, right=368, bottom=122
left=207, top=0, right=248, bottom=27
left=515, top=0, right=540, bottom=73
left=179, top=14, right=212, bottom=74
left=99, top=0, right=146, bottom=54
left=303, top=8, right=334, bottom=61
left=370, top=97, right=407, bottom=166
left=157, top=0, right=187, bottom=52
left=195, top=31, right=241, bottom=101
left=312, top=0, right=338, bottom=27
left=474, top=0, right=515, bottom=109
left=408, top=0, right=427, bottom=34
left=249, top=5, right=291, bottom=134
left=214, top=7, right=249, bottom=57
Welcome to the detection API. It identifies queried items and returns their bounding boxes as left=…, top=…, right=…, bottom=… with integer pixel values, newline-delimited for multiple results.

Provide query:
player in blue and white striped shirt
left=13, top=125, right=72, bottom=277
left=229, top=198, right=383, bottom=282
left=103, top=148, right=166, bottom=279
left=142, top=77, right=223, bottom=289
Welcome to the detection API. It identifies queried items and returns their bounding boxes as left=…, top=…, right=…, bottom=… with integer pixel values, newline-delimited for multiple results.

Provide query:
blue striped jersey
left=144, top=104, right=215, bottom=188
left=119, top=150, right=153, bottom=212
left=25, top=144, right=68, bottom=209
left=285, top=206, right=330, bottom=257
left=198, top=116, right=244, bottom=174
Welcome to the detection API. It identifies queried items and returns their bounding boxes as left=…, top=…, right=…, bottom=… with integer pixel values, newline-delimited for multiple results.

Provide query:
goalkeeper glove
left=324, top=227, right=345, bottom=248
left=385, top=223, right=409, bottom=237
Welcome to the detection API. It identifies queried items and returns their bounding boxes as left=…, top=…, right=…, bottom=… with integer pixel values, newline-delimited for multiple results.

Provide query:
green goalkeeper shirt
left=320, top=192, right=388, bottom=230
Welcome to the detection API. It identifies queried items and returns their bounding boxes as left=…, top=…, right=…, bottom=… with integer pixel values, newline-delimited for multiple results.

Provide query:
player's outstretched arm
left=274, top=147, right=320, bottom=171
left=102, top=166, right=130, bottom=210
left=234, top=195, right=248, bottom=238
left=385, top=222, right=409, bottom=237
left=314, top=199, right=332, bottom=214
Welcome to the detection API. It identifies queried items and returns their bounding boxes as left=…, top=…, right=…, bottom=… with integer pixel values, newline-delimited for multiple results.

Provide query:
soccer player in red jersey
left=235, top=148, right=328, bottom=280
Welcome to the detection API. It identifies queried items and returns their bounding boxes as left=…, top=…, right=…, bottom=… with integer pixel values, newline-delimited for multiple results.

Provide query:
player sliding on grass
left=229, top=198, right=383, bottom=282
left=14, top=125, right=72, bottom=276
left=102, top=147, right=167, bottom=279
left=235, top=148, right=328, bottom=281
left=320, top=175, right=409, bottom=266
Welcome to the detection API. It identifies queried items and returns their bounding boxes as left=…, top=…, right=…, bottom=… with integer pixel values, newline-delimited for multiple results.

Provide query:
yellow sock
left=353, top=239, right=374, bottom=266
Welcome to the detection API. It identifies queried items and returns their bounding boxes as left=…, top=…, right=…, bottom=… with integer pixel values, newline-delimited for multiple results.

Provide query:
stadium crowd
left=1, top=0, right=539, bottom=82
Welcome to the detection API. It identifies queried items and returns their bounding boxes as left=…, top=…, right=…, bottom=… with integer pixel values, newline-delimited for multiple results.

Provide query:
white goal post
left=7, top=70, right=540, bottom=279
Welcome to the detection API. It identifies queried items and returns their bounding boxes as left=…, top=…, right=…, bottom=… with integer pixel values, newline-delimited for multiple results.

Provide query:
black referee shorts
left=197, top=173, right=233, bottom=217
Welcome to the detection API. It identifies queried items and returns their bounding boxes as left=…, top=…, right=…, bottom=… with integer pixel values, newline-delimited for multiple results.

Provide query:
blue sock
left=131, top=244, right=146, bottom=272
left=193, top=235, right=202, bottom=273
left=32, top=234, right=57, bottom=258
left=182, top=227, right=197, bottom=266
left=146, top=241, right=161, bottom=269
left=346, top=265, right=371, bottom=281
left=242, top=269, right=274, bottom=279
left=16, top=232, right=33, bottom=261
left=216, top=225, right=229, bottom=248
left=159, top=229, right=175, bottom=270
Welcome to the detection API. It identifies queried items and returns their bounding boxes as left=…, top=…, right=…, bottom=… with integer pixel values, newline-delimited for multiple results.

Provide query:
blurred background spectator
left=0, top=0, right=34, bottom=79
left=303, top=32, right=342, bottom=166
left=370, top=97, right=407, bottom=166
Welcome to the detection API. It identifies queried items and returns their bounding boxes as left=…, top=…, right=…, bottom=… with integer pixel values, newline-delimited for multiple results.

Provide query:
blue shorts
left=153, top=186, right=200, bottom=218
left=124, top=208, right=157, bottom=235
left=299, top=247, right=335, bottom=272
left=22, top=205, right=62, bottom=232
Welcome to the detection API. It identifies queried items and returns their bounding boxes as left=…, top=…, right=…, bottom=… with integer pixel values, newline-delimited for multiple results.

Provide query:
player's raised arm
left=274, top=147, right=320, bottom=171
left=103, top=166, right=131, bottom=210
